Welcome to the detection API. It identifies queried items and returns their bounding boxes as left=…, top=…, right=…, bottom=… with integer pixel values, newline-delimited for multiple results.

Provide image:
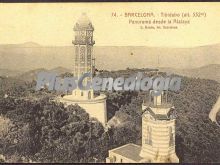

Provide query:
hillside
left=0, top=67, right=220, bottom=163
left=17, top=67, right=71, bottom=82
left=0, top=69, right=23, bottom=77
left=160, top=64, right=220, bottom=83
left=7, top=63, right=220, bottom=84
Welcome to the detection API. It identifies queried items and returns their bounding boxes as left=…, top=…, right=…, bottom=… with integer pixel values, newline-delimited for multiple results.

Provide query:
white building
left=58, top=13, right=107, bottom=126
left=106, top=90, right=179, bottom=163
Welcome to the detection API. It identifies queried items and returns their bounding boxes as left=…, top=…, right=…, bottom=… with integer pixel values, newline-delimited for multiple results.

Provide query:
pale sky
left=0, top=2, right=220, bottom=47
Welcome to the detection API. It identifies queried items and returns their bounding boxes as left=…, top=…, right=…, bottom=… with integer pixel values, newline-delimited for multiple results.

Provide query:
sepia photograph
left=0, top=2, right=220, bottom=163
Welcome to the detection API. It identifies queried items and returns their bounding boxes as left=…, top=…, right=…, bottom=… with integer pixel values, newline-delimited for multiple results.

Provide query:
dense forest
left=0, top=68, right=220, bottom=163
left=217, top=112, right=220, bottom=124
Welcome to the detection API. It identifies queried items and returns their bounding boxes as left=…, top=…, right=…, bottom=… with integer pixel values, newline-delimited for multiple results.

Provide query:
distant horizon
left=1, top=63, right=220, bottom=72
left=1, top=63, right=220, bottom=83
left=1, top=41, right=220, bottom=49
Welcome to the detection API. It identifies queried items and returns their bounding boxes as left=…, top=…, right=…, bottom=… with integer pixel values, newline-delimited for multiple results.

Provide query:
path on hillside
left=209, top=96, right=220, bottom=125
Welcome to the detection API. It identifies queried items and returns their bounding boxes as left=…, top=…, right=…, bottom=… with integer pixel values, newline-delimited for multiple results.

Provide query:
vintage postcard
left=0, top=2, right=220, bottom=163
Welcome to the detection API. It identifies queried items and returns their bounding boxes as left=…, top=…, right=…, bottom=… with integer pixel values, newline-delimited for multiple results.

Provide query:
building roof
left=75, top=13, right=93, bottom=30
left=145, top=107, right=170, bottom=120
left=109, top=143, right=143, bottom=162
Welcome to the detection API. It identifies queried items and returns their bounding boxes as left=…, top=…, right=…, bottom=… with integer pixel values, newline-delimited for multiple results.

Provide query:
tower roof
left=74, top=13, right=94, bottom=30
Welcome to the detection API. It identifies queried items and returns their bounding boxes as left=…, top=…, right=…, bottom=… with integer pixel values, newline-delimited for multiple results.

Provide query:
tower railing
left=72, top=37, right=95, bottom=45
left=142, top=99, right=173, bottom=109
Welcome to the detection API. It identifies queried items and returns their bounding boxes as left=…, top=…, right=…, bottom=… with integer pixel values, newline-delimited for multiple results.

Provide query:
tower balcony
left=72, top=37, right=95, bottom=45
left=142, top=100, right=173, bottom=109
left=72, top=40, right=95, bottom=45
